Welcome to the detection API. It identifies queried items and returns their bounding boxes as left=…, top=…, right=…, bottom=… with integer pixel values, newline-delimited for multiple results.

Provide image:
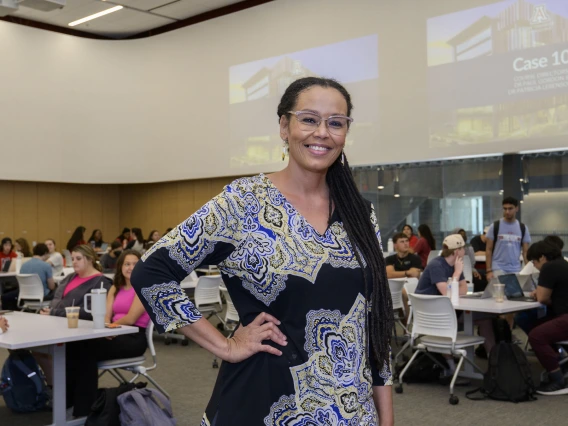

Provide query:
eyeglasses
left=288, top=111, right=353, bottom=136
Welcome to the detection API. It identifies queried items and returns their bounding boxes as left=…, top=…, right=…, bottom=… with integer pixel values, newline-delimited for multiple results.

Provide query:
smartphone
left=105, top=323, right=122, bottom=329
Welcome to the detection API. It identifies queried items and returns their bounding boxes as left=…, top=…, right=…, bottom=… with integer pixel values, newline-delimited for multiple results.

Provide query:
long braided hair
left=277, top=77, right=393, bottom=369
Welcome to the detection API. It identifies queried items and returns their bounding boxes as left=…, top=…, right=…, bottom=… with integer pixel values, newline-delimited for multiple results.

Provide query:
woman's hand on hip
left=225, top=312, right=287, bottom=363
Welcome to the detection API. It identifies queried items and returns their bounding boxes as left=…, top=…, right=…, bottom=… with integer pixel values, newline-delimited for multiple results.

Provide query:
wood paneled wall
left=119, top=177, right=235, bottom=236
left=0, top=176, right=237, bottom=251
left=0, top=181, right=120, bottom=251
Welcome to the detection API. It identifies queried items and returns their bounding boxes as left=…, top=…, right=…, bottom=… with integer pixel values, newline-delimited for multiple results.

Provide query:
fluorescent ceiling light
left=68, top=5, right=123, bottom=27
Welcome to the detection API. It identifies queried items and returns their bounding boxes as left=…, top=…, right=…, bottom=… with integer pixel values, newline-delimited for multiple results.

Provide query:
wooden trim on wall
left=0, top=0, right=274, bottom=40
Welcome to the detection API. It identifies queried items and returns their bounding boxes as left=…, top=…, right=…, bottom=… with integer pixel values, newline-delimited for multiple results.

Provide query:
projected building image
left=428, top=0, right=568, bottom=148
left=229, top=35, right=379, bottom=169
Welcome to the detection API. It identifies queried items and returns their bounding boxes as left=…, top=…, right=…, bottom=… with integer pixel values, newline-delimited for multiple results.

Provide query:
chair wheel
left=395, top=385, right=403, bottom=394
left=212, top=361, right=219, bottom=368
left=164, top=339, right=171, bottom=346
left=171, top=338, right=178, bottom=344
left=181, top=339, right=189, bottom=346
left=449, top=395, right=459, bottom=405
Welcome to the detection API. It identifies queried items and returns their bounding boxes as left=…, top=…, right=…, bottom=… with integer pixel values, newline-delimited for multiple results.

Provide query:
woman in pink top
left=65, top=250, right=149, bottom=418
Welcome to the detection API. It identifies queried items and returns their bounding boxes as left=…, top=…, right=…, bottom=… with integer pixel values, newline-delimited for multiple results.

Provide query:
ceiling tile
left=110, top=0, right=174, bottom=12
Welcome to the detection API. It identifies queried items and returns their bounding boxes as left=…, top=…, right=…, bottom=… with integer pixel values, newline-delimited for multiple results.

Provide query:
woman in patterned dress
left=131, top=77, right=394, bottom=425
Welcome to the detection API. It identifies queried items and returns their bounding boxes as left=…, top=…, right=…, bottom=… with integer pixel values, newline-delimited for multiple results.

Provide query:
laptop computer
left=498, top=274, right=536, bottom=302
left=461, top=279, right=497, bottom=299
left=100, top=243, right=109, bottom=252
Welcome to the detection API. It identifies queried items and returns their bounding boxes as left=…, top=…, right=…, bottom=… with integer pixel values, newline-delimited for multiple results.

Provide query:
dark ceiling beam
left=0, top=0, right=274, bottom=40
left=0, top=15, right=112, bottom=39
left=125, top=0, right=274, bottom=39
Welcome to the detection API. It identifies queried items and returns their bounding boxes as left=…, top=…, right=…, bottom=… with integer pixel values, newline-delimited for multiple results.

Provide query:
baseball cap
left=443, top=234, right=465, bottom=250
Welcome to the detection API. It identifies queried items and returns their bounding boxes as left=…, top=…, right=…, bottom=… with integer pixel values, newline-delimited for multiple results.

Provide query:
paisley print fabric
left=131, top=174, right=392, bottom=426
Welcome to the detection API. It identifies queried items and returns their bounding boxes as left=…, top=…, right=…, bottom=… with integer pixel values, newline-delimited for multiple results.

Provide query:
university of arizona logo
left=530, top=4, right=552, bottom=30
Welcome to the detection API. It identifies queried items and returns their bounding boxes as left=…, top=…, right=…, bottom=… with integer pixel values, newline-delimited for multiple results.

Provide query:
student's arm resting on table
left=130, top=191, right=286, bottom=363
left=536, top=286, right=552, bottom=305
left=385, top=264, right=406, bottom=279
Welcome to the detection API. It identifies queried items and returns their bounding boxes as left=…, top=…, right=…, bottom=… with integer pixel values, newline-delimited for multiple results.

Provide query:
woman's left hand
left=39, top=308, right=51, bottom=316
left=0, top=316, right=9, bottom=333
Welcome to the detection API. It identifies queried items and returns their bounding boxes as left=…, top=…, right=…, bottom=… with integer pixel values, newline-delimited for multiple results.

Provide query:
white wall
left=1, top=0, right=567, bottom=183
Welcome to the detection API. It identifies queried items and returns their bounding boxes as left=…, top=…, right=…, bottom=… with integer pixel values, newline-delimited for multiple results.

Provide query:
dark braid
left=277, top=77, right=393, bottom=369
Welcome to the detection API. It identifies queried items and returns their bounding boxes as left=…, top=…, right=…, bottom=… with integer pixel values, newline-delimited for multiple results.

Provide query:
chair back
left=220, top=287, right=239, bottom=323
left=388, top=279, right=405, bottom=312
left=62, top=250, right=72, bottom=267
left=404, top=278, right=419, bottom=296
left=408, top=294, right=457, bottom=345
left=195, top=275, right=223, bottom=309
left=426, top=251, right=440, bottom=265
left=16, top=274, right=45, bottom=305
left=145, top=322, right=157, bottom=367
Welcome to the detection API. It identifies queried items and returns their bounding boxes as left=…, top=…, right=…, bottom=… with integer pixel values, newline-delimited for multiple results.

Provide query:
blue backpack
left=0, top=350, right=50, bottom=413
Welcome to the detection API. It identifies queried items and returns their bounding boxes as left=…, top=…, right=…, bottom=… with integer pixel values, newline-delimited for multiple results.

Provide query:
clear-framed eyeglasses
left=287, top=111, right=353, bottom=136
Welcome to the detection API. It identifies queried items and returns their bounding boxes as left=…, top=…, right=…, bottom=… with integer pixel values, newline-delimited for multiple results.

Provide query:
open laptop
left=498, top=274, right=536, bottom=302
left=100, top=242, right=109, bottom=252
left=461, top=279, right=497, bottom=299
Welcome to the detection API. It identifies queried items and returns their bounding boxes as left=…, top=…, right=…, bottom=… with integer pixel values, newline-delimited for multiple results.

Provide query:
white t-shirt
left=48, top=252, right=64, bottom=276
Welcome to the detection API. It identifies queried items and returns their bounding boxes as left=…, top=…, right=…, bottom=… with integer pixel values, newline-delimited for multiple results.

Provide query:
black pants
left=66, top=328, right=147, bottom=416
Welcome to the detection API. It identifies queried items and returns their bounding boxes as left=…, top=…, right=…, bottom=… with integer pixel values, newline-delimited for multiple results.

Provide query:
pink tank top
left=112, top=287, right=150, bottom=329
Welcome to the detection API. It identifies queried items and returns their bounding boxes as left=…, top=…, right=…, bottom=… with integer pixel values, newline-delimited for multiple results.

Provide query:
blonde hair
left=72, top=244, right=102, bottom=272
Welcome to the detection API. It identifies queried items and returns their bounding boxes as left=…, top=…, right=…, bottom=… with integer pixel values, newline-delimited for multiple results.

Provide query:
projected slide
left=228, top=35, right=378, bottom=169
left=427, top=0, right=568, bottom=148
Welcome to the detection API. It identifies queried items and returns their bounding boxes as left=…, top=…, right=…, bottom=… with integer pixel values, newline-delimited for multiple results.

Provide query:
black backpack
left=397, top=352, right=448, bottom=383
left=466, top=342, right=537, bottom=403
left=85, top=382, right=147, bottom=426
left=0, top=349, right=50, bottom=413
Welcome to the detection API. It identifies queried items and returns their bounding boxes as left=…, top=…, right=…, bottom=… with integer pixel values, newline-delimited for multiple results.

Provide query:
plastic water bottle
left=387, top=238, right=394, bottom=253
left=451, top=277, right=460, bottom=305
left=446, top=278, right=452, bottom=298
left=15, top=252, right=22, bottom=274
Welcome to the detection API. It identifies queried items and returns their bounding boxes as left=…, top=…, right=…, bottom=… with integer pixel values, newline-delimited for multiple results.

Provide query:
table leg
left=459, top=310, right=483, bottom=380
left=49, top=343, right=86, bottom=426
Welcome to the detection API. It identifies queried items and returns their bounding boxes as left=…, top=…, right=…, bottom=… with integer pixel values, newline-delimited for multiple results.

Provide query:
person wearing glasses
left=485, top=197, right=531, bottom=281
left=132, top=77, right=394, bottom=425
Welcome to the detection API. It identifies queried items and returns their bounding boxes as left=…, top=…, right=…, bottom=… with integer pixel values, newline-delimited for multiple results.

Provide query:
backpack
left=397, top=352, right=448, bottom=383
left=493, top=220, right=526, bottom=246
left=0, top=349, right=50, bottom=413
left=117, top=388, right=176, bottom=426
left=85, top=382, right=146, bottom=426
left=466, top=342, right=537, bottom=403
left=492, top=317, right=512, bottom=344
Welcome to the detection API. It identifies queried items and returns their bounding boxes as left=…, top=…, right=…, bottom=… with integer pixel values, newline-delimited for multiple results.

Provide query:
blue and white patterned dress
left=131, top=174, right=392, bottom=426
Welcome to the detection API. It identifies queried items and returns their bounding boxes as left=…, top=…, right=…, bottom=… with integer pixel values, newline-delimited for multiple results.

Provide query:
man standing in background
left=486, top=197, right=531, bottom=281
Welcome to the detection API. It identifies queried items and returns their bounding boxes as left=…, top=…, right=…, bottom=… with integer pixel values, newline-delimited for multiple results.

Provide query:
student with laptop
left=0, top=237, right=17, bottom=271
left=521, top=241, right=568, bottom=395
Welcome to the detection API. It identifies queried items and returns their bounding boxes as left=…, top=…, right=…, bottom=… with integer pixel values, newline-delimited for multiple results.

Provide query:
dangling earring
left=282, top=141, right=289, bottom=161
left=341, top=150, right=345, bottom=166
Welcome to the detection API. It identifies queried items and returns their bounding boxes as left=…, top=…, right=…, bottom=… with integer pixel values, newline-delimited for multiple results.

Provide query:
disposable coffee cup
left=493, top=284, right=505, bottom=303
left=65, top=306, right=80, bottom=328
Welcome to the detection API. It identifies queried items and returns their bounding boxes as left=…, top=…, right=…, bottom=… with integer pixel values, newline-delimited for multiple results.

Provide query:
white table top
left=0, top=312, right=138, bottom=350
left=453, top=297, right=541, bottom=314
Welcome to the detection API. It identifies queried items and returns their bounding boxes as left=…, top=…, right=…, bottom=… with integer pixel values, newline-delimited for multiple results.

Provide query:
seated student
left=87, top=229, right=106, bottom=252
left=386, top=232, right=422, bottom=280
left=470, top=227, right=489, bottom=256
left=15, top=238, right=32, bottom=258
left=0, top=243, right=55, bottom=310
left=65, top=250, right=149, bottom=417
left=145, top=229, right=161, bottom=250
left=66, top=226, right=87, bottom=253
left=45, top=239, right=64, bottom=277
left=523, top=241, right=568, bottom=395
left=0, top=315, right=8, bottom=334
left=413, top=224, right=436, bottom=268
left=520, top=235, right=565, bottom=276
left=40, top=245, right=112, bottom=319
left=417, top=234, right=495, bottom=357
left=100, top=241, right=122, bottom=272
left=126, top=227, right=145, bottom=254
left=402, top=224, right=419, bottom=249
left=116, top=228, right=131, bottom=250
left=0, top=237, right=17, bottom=269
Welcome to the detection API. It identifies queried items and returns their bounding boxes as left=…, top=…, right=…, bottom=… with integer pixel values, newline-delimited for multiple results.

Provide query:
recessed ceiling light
left=68, top=5, right=123, bottom=27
